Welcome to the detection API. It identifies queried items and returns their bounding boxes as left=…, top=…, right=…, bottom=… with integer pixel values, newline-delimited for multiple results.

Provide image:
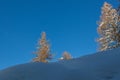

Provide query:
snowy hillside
left=0, top=48, right=120, bottom=80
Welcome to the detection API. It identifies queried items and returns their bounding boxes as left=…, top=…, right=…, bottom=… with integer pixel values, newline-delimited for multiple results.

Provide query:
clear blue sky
left=0, top=0, right=118, bottom=69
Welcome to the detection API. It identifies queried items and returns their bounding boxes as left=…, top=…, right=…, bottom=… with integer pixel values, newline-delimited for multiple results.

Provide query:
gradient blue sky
left=0, top=0, right=118, bottom=69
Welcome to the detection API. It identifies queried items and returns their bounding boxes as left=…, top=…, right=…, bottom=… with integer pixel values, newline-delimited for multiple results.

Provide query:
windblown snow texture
left=0, top=47, right=120, bottom=80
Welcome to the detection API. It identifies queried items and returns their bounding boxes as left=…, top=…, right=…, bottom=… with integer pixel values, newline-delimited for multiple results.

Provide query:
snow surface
left=0, top=47, right=120, bottom=80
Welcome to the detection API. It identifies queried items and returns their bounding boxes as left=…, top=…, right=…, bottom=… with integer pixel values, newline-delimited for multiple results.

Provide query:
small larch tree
left=33, top=32, right=52, bottom=63
left=59, top=51, right=72, bottom=60
left=97, top=2, right=120, bottom=51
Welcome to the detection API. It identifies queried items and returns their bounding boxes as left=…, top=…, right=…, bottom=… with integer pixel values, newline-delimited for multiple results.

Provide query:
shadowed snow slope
left=0, top=47, right=120, bottom=80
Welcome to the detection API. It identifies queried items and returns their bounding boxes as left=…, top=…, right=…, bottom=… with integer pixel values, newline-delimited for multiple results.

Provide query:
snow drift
left=0, top=47, right=120, bottom=80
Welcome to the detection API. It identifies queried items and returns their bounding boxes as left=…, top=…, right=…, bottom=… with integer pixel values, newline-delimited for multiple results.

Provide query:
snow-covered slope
left=0, top=48, right=120, bottom=80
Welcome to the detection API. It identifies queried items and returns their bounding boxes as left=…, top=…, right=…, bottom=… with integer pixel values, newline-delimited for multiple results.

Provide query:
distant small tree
left=33, top=32, right=52, bottom=62
left=59, top=51, right=72, bottom=60
left=97, top=2, right=120, bottom=51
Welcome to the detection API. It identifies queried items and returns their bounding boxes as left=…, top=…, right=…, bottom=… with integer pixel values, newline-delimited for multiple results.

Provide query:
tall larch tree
left=97, top=2, right=120, bottom=51
left=116, top=0, right=120, bottom=47
left=33, top=32, right=52, bottom=62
